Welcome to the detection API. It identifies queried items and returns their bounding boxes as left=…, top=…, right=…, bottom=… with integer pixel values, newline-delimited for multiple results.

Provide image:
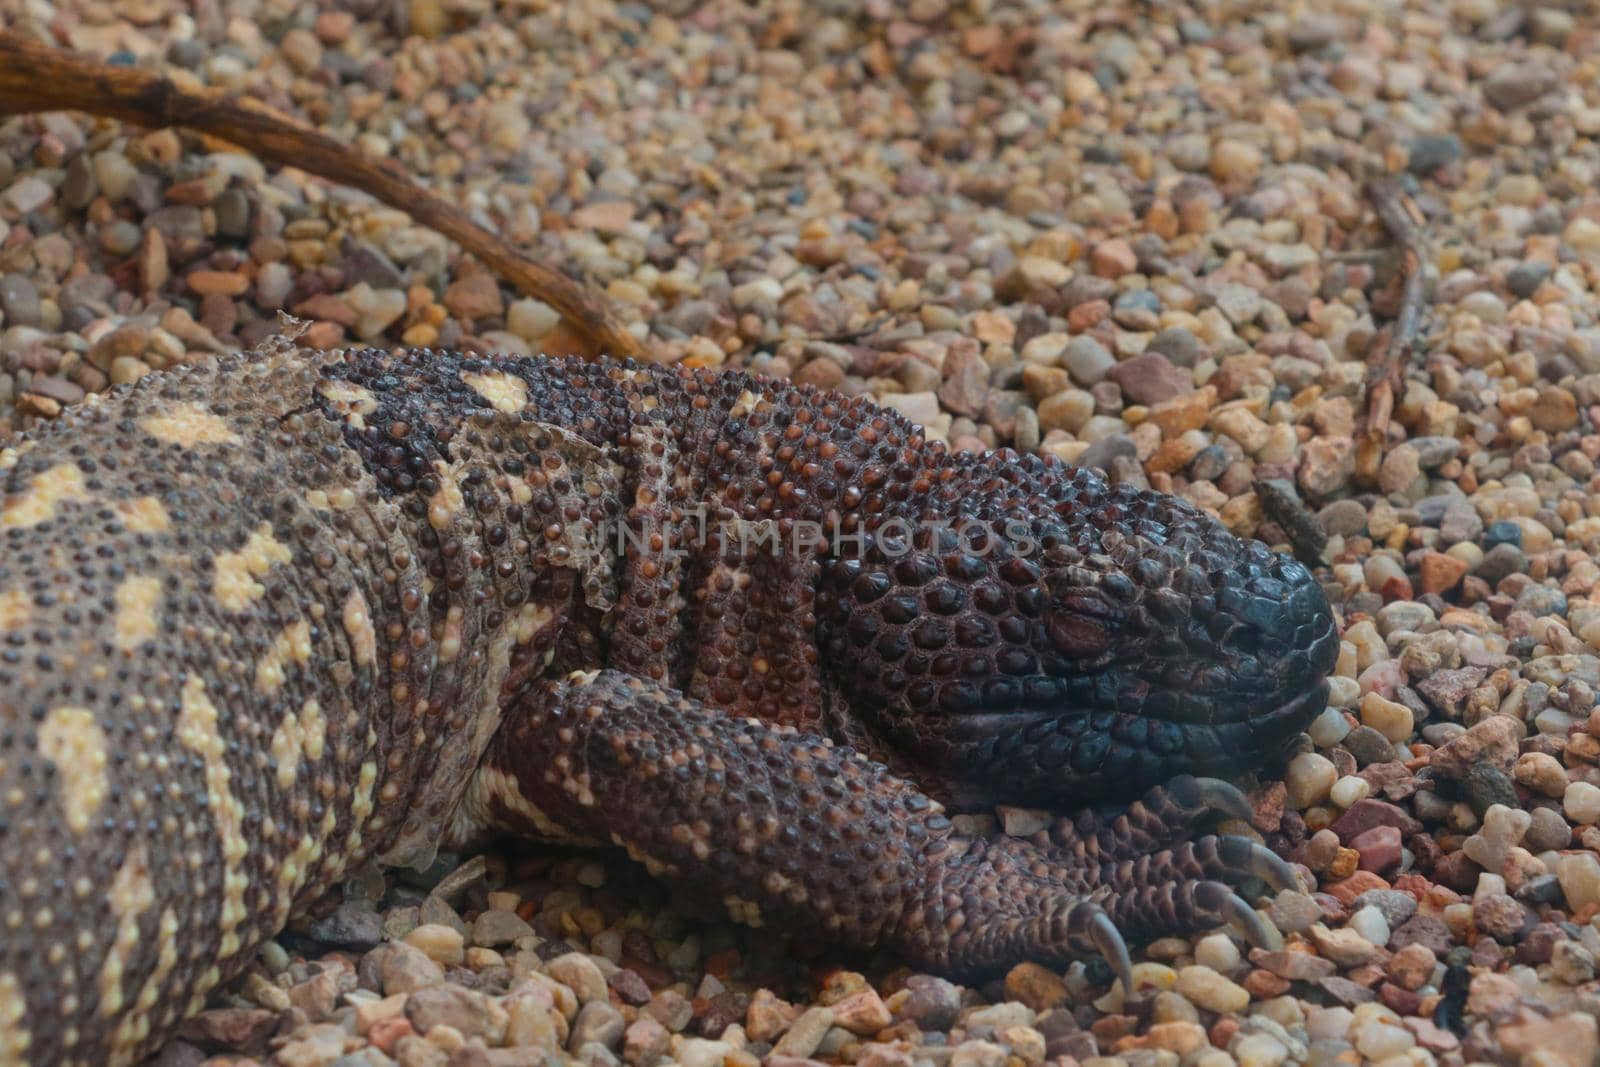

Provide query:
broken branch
left=1359, top=178, right=1429, bottom=446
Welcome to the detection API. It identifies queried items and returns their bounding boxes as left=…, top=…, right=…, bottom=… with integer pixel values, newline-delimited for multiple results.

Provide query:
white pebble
left=1326, top=676, right=1360, bottom=708
left=1474, top=872, right=1508, bottom=902
left=1308, top=707, right=1353, bottom=748
left=1564, top=781, right=1600, bottom=825
left=3, top=176, right=52, bottom=214
left=351, top=286, right=406, bottom=340
left=1536, top=708, right=1575, bottom=735
left=1305, top=1006, right=1354, bottom=1042
left=508, top=298, right=560, bottom=341
left=1234, top=1033, right=1288, bottom=1067
left=1462, top=804, right=1532, bottom=872
left=1194, top=933, right=1241, bottom=973
left=1348, top=906, right=1391, bottom=947
left=93, top=150, right=139, bottom=201
left=1330, top=775, right=1370, bottom=809
left=731, top=277, right=783, bottom=311
left=1285, top=753, right=1337, bottom=809
left=678, top=1039, right=734, bottom=1067
left=1354, top=1021, right=1414, bottom=1060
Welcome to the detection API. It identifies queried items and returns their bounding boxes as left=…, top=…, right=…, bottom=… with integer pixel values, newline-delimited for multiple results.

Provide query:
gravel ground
left=5, top=0, right=1600, bottom=1065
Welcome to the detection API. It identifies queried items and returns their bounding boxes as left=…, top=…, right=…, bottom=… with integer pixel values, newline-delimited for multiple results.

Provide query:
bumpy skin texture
left=0, top=342, right=1337, bottom=1065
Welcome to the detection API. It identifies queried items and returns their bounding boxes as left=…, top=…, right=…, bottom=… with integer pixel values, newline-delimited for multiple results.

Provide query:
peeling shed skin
left=0, top=341, right=1337, bottom=1065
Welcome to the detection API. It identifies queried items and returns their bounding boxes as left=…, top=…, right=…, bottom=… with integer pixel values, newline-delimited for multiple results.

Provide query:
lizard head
left=816, top=456, right=1339, bottom=808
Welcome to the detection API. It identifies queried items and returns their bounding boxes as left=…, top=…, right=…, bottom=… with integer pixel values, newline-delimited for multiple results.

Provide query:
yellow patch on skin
left=305, top=486, right=358, bottom=511
left=272, top=835, right=322, bottom=928
left=99, top=845, right=155, bottom=1017
left=114, top=495, right=171, bottom=534
left=0, top=971, right=30, bottom=1063
left=614, top=836, right=679, bottom=879
left=342, top=589, right=376, bottom=666
left=763, top=870, right=806, bottom=905
left=270, top=714, right=302, bottom=790
left=438, top=603, right=466, bottom=663
left=255, top=618, right=312, bottom=693
left=512, top=602, right=555, bottom=644
left=300, top=699, right=327, bottom=761
left=113, top=576, right=163, bottom=652
left=177, top=676, right=250, bottom=958
left=269, top=697, right=325, bottom=791
left=0, top=589, right=30, bottom=633
left=316, top=379, right=379, bottom=428
left=138, top=402, right=241, bottom=447
left=37, top=707, right=109, bottom=835
left=212, top=524, right=292, bottom=612
left=1, top=462, right=88, bottom=529
left=671, top=820, right=713, bottom=860
left=353, top=762, right=378, bottom=821
left=463, top=766, right=596, bottom=844
left=110, top=907, right=178, bottom=1053
left=729, top=389, right=771, bottom=418
left=427, top=460, right=465, bottom=530
left=463, top=370, right=529, bottom=413
left=347, top=761, right=379, bottom=852
left=723, top=896, right=765, bottom=928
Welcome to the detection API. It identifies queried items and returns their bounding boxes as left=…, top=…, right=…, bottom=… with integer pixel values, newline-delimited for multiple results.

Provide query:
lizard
left=0, top=335, right=1339, bottom=1066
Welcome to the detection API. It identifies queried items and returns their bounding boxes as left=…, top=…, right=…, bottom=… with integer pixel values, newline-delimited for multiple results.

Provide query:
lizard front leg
left=476, top=670, right=1281, bottom=981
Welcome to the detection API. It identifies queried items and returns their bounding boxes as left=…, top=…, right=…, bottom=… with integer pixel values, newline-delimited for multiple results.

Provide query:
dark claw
left=1223, top=893, right=1283, bottom=951
left=1084, top=904, right=1135, bottom=994
left=1192, top=777, right=1255, bottom=823
left=1216, top=831, right=1305, bottom=895
left=1231, top=836, right=1299, bottom=893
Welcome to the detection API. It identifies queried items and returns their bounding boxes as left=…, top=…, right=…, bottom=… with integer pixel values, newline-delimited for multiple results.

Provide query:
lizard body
left=0, top=340, right=1337, bottom=1065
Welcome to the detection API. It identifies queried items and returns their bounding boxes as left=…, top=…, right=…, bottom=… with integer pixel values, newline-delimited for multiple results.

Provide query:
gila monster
left=0, top=337, right=1338, bottom=1065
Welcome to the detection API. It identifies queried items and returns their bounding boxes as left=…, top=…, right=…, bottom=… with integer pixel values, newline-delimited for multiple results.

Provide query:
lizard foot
left=481, top=669, right=1289, bottom=984
left=1046, top=831, right=1293, bottom=992
left=1045, top=773, right=1259, bottom=862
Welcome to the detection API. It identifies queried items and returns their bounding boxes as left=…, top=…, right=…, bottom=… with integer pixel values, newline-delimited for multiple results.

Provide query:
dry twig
left=0, top=31, right=644, bottom=360
left=1360, top=178, right=1429, bottom=446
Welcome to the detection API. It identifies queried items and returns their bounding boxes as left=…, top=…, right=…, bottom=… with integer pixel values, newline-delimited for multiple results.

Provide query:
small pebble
left=1286, top=753, right=1337, bottom=809
left=1175, top=965, right=1251, bottom=1013
left=1194, top=933, right=1241, bottom=973
left=1329, top=776, right=1369, bottom=809
left=1564, top=782, right=1600, bottom=825
left=1347, top=907, right=1390, bottom=946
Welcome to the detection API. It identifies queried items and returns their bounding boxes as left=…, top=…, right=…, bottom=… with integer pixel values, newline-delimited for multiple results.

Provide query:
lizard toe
left=1213, top=833, right=1300, bottom=893
left=1097, top=834, right=1302, bottom=900
left=1092, top=877, right=1282, bottom=953
left=1190, top=776, right=1255, bottom=824
left=1075, top=902, right=1135, bottom=995
left=1049, top=774, right=1264, bottom=862
left=1222, top=889, right=1285, bottom=952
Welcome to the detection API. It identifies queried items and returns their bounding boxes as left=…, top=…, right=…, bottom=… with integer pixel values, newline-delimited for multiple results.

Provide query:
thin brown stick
left=0, top=30, right=643, bottom=360
left=1360, top=178, right=1429, bottom=444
